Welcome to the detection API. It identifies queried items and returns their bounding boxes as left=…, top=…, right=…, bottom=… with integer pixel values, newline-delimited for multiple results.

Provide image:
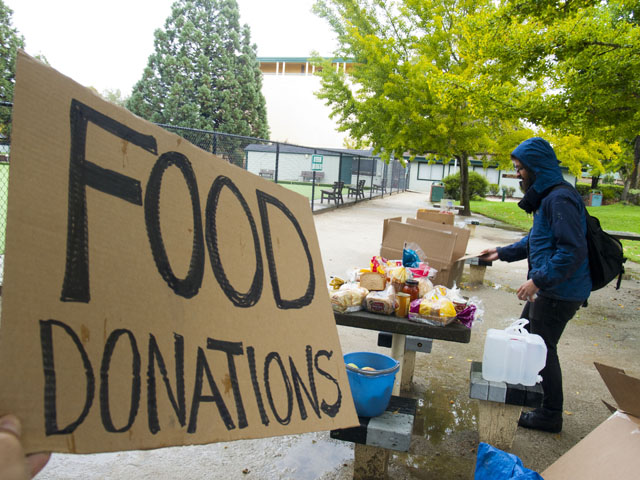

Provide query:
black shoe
left=518, top=408, right=562, bottom=433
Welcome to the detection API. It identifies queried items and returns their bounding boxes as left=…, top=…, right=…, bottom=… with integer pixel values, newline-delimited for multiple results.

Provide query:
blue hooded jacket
left=497, top=138, right=591, bottom=301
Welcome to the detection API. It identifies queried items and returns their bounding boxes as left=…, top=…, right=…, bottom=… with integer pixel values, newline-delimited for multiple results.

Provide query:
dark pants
left=521, top=296, right=583, bottom=413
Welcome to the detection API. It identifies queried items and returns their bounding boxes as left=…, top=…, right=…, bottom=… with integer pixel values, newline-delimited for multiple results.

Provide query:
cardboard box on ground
left=380, top=213, right=470, bottom=288
left=416, top=208, right=455, bottom=225
left=542, top=363, right=640, bottom=479
left=0, top=51, right=358, bottom=454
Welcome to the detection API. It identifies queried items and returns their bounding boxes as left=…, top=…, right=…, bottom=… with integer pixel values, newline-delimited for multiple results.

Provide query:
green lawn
left=470, top=200, right=640, bottom=264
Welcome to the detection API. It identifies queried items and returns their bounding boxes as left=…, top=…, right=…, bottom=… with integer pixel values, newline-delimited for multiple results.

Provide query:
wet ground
left=36, top=191, right=640, bottom=479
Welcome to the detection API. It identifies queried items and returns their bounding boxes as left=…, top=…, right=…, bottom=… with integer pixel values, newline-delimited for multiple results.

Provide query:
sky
left=5, top=0, right=338, bottom=95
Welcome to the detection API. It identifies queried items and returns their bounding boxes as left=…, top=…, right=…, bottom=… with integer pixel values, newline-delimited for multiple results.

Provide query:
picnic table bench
left=333, top=309, right=470, bottom=478
left=469, top=361, right=543, bottom=450
left=347, top=179, right=366, bottom=200
left=607, top=230, right=640, bottom=241
left=301, top=170, right=325, bottom=182
left=331, top=396, right=416, bottom=479
left=259, top=169, right=274, bottom=179
left=321, top=181, right=344, bottom=205
left=372, top=184, right=386, bottom=194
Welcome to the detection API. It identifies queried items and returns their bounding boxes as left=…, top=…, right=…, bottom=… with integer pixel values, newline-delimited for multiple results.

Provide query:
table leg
left=353, top=444, right=390, bottom=479
left=390, top=333, right=408, bottom=395
left=399, top=350, right=416, bottom=392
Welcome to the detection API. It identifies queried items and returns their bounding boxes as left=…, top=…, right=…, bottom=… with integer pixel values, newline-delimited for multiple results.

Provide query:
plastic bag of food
left=408, top=262, right=438, bottom=280
left=370, top=255, right=387, bottom=274
left=387, top=265, right=410, bottom=292
left=363, top=284, right=397, bottom=315
left=445, top=282, right=468, bottom=314
left=330, top=283, right=369, bottom=313
left=417, top=276, right=434, bottom=298
left=408, top=295, right=457, bottom=326
left=328, top=276, right=346, bottom=291
left=456, top=296, right=484, bottom=328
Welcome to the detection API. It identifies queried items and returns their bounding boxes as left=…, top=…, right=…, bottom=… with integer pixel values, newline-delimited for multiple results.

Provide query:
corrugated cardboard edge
left=594, top=362, right=640, bottom=418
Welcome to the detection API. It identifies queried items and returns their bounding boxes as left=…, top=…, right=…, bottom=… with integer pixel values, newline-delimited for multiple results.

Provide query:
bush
left=574, top=183, right=622, bottom=204
left=489, top=183, right=500, bottom=196
left=442, top=171, right=489, bottom=200
left=575, top=183, right=591, bottom=198
left=503, top=186, right=516, bottom=197
left=600, top=184, right=623, bottom=204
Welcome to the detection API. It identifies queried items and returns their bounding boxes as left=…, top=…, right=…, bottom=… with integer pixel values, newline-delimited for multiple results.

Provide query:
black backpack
left=584, top=211, right=626, bottom=290
left=552, top=184, right=626, bottom=291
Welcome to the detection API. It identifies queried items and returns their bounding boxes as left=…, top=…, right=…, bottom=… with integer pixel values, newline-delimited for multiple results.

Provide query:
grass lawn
left=277, top=182, right=356, bottom=200
left=470, top=200, right=640, bottom=264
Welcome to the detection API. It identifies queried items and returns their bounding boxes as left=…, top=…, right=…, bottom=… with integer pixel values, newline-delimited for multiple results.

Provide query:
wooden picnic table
left=607, top=230, right=640, bottom=241
left=334, top=309, right=471, bottom=394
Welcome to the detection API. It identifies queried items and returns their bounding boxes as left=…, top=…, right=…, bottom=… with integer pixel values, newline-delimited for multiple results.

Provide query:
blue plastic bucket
left=344, top=351, right=400, bottom=417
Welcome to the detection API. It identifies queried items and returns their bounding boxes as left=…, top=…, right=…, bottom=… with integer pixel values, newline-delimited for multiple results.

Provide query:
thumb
left=0, top=415, right=21, bottom=438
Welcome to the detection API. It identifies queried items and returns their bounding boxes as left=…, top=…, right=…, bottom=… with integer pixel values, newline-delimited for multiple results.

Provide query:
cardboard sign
left=0, top=51, right=357, bottom=454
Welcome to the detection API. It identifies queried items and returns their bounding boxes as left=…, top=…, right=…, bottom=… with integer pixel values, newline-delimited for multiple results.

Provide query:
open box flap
left=594, top=362, right=640, bottom=418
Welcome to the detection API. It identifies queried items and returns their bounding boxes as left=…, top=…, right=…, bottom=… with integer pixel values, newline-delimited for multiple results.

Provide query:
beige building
left=258, top=57, right=354, bottom=149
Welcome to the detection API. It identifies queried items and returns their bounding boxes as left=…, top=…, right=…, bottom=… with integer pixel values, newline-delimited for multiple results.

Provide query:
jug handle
left=505, top=318, right=529, bottom=335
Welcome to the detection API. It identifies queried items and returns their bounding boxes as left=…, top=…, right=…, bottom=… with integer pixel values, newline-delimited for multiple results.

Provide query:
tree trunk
left=632, top=135, right=640, bottom=190
left=459, top=153, right=471, bottom=216
left=591, top=176, right=600, bottom=189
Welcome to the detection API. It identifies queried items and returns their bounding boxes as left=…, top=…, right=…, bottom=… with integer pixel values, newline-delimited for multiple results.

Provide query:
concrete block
left=367, top=412, right=413, bottom=452
left=488, top=380, right=507, bottom=403
left=470, top=370, right=489, bottom=401
left=505, top=383, right=527, bottom=406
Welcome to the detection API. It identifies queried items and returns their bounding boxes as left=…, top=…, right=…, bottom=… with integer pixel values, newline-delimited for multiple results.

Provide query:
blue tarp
left=475, top=443, right=543, bottom=480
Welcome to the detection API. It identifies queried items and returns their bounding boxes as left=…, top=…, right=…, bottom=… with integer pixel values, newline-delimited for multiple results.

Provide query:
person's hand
left=517, top=279, right=539, bottom=303
left=0, top=414, right=50, bottom=479
left=479, top=247, right=499, bottom=262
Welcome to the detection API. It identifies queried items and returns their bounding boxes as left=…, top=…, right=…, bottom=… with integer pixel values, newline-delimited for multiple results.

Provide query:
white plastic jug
left=482, top=319, right=547, bottom=386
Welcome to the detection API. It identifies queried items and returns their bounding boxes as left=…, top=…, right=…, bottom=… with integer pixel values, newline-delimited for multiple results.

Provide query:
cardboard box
left=542, top=363, right=640, bottom=479
left=416, top=208, right=455, bottom=225
left=380, top=217, right=470, bottom=288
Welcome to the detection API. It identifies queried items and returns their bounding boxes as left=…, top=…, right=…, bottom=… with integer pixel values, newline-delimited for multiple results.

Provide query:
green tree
left=471, top=0, right=640, bottom=198
left=127, top=0, right=269, bottom=142
left=312, top=0, right=527, bottom=216
left=0, top=0, right=24, bottom=141
left=101, top=88, right=129, bottom=107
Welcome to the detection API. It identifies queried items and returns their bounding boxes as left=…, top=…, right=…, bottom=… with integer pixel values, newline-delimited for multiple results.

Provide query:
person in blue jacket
left=480, top=137, right=591, bottom=433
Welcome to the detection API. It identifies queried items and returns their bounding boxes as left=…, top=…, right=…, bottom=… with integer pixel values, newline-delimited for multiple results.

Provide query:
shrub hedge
left=443, top=171, right=489, bottom=200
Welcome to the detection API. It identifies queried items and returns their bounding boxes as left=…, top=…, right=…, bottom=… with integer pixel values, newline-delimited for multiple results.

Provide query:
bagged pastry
left=408, top=294, right=457, bottom=326
left=363, top=284, right=397, bottom=315
left=330, top=283, right=369, bottom=313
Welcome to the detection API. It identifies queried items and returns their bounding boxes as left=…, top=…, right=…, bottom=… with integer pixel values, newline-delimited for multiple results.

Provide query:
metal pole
left=370, top=157, right=374, bottom=199
left=275, top=143, right=280, bottom=183
left=356, top=156, right=361, bottom=202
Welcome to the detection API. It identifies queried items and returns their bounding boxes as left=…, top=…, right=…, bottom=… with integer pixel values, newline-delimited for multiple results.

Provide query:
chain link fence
left=0, top=104, right=410, bottom=287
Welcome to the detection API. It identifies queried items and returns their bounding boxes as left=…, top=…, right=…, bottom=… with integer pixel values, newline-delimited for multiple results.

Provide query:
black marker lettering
left=247, top=346, right=269, bottom=426
left=206, top=338, right=247, bottom=429
left=314, top=350, right=341, bottom=417
left=147, top=333, right=186, bottom=434
left=256, top=190, right=315, bottom=309
left=188, top=347, right=235, bottom=433
left=40, top=320, right=95, bottom=435
left=263, top=352, right=293, bottom=425
left=62, top=99, right=156, bottom=302
left=206, top=176, right=263, bottom=307
left=100, top=330, right=141, bottom=432
left=145, top=151, right=204, bottom=298
left=289, top=345, right=321, bottom=420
